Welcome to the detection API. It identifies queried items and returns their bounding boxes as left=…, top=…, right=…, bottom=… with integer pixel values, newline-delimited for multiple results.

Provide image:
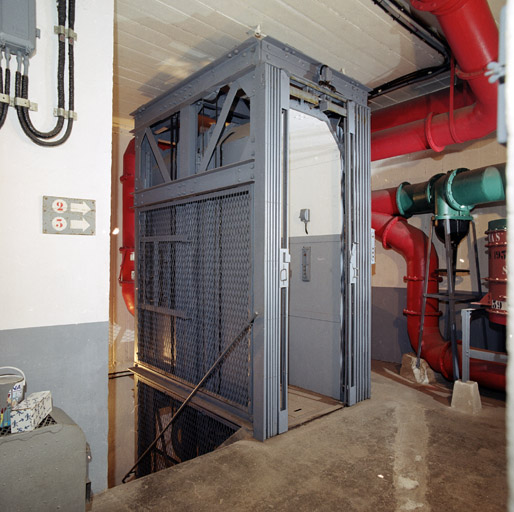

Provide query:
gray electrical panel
left=0, top=0, right=37, bottom=56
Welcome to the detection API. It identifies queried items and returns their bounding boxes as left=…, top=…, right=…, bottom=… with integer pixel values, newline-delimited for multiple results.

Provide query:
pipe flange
left=444, top=168, right=475, bottom=212
left=395, top=182, right=411, bottom=218
left=403, top=275, right=440, bottom=283
left=382, top=216, right=402, bottom=250
left=456, top=65, right=488, bottom=81
left=424, top=112, right=445, bottom=153
left=403, top=308, right=442, bottom=317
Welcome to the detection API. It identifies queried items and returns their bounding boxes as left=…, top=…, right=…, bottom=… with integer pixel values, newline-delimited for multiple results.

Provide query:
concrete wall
left=371, top=136, right=507, bottom=363
left=0, top=1, right=114, bottom=493
left=108, top=126, right=136, bottom=487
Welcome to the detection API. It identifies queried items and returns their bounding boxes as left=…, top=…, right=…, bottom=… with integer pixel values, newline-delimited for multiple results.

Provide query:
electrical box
left=0, top=0, right=37, bottom=57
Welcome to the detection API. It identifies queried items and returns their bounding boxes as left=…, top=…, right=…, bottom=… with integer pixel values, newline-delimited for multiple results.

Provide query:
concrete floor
left=92, top=361, right=506, bottom=511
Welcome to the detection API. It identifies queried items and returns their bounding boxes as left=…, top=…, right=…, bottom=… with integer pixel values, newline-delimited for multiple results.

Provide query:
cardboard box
left=10, top=391, right=52, bottom=433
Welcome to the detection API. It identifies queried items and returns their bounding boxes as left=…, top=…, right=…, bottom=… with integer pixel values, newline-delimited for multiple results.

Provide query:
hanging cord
left=15, top=0, right=75, bottom=146
left=0, top=49, right=11, bottom=129
left=122, top=314, right=258, bottom=483
left=448, top=54, right=463, bottom=144
left=0, top=50, right=5, bottom=127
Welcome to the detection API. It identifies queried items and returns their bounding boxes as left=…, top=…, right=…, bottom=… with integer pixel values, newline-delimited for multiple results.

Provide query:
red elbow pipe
left=371, top=0, right=498, bottom=161
left=372, top=198, right=506, bottom=390
left=119, top=139, right=136, bottom=316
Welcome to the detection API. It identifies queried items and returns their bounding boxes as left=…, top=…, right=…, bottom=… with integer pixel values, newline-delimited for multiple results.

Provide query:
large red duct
left=119, top=139, right=136, bottom=316
left=371, top=83, right=475, bottom=133
left=372, top=193, right=506, bottom=390
left=372, top=0, right=498, bottom=161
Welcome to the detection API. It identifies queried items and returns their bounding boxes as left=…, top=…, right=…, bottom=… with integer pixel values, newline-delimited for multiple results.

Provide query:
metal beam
left=199, top=82, right=240, bottom=172
left=144, top=128, right=171, bottom=183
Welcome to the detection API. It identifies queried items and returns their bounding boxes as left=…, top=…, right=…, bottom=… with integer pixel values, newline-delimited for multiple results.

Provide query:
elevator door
left=287, top=111, right=343, bottom=400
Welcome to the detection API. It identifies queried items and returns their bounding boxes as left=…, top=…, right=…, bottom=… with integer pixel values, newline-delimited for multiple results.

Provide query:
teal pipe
left=396, top=174, right=443, bottom=217
left=394, top=164, right=506, bottom=220
left=449, top=164, right=506, bottom=207
left=434, top=168, right=473, bottom=221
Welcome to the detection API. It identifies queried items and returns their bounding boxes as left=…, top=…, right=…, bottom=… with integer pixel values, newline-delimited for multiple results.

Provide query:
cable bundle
left=2, top=0, right=76, bottom=146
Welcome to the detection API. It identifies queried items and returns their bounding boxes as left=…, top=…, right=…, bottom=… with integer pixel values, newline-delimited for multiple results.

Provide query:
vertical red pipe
left=119, top=139, right=135, bottom=316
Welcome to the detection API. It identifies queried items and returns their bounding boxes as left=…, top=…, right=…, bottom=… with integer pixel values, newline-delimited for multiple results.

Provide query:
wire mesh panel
left=136, top=380, right=237, bottom=478
left=137, top=187, right=253, bottom=411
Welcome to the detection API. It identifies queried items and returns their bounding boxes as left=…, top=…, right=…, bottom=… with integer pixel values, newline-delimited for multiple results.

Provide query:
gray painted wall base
left=372, top=286, right=506, bottom=364
left=289, top=316, right=340, bottom=398
left=0, top=322, right=108, bottom=493
left=371, top=287, right=411, bottom=364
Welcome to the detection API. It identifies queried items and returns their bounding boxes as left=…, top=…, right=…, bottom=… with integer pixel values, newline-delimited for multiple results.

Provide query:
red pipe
left=119, top=139, right=136, bottom=316
left=371, top=0, right=498, bottom=161
left=372, top=191, right=505, bottom=390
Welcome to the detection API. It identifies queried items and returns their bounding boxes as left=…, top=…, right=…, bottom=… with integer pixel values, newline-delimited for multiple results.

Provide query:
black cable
left=20, top=0, right=66, bottom=139
left=370, top=0, right=451, bottom=99
left=373, top=0, right=448, bottom=56
left=0, top=65, right=7, bottom=129
left=370, top=64, right=449, bottom=99
left=0, top=61, right=4, bottom=124
left=16, top=0, right=75, bottom=146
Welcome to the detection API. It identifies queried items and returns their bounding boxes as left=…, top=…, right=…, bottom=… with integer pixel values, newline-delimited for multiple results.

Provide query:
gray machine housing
left=131, top=37, right=371, bottom=446
left=0, top=407, right=88, bottom=511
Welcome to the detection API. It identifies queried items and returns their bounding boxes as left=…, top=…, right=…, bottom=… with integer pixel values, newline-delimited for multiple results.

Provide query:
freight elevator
left=129, top=37, right=371, bottom=478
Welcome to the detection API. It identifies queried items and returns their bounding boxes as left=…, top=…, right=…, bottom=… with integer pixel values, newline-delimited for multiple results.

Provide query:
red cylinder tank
left=485, top=218, right=507, bottom=325
left=119, top=139, right=136, bottom=316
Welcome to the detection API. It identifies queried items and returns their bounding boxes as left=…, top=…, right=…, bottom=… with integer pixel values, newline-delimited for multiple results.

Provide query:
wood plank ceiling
left=113, top=0, right=504, bottom=129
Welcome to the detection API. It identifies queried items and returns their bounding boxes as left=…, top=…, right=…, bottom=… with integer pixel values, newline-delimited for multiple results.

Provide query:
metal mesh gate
left=137, top=187, right=253, bottom=411
left=136, top=380, right=237, bottom=478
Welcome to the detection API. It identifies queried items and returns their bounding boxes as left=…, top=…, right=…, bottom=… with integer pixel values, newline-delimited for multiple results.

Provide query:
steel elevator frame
left=131, top=37, right=371, bottom=443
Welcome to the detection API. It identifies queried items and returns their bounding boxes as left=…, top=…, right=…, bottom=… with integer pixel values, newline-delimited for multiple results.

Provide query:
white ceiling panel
left=113, top=0, right=504, bottom=128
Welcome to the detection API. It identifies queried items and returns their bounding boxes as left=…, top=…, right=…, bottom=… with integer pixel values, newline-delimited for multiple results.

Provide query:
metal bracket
left=53, top=107, right=78, bottom=120
left=370, top=229, right=376, bottom=265
left=318, top=99, right=347, bottom=118
left=0, top=93, right=13, bottom=106
left=14, top=97, right=38, bottom=111
left=349, top=242, right=358, bottom=284
left=54, top=25, right=78, bottom=42
left=485, top=61, right=505, bottom=84
left=279, top=249, right=291, bottom=289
